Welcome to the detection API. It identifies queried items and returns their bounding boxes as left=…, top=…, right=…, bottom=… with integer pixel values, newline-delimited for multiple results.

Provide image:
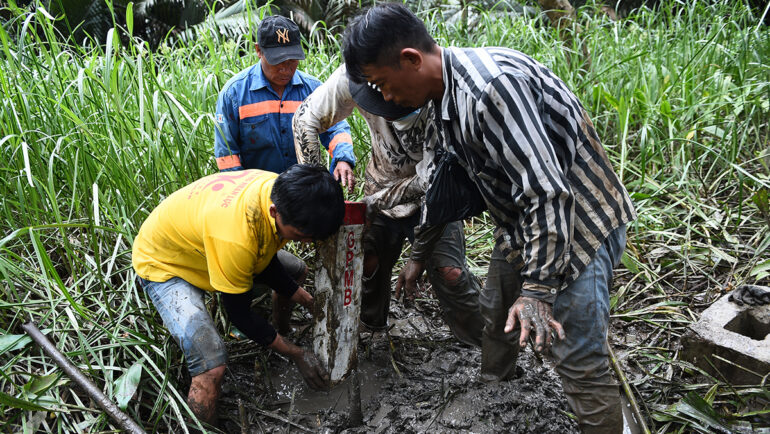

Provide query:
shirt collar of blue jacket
left=250, top=61, right=304, bottom=92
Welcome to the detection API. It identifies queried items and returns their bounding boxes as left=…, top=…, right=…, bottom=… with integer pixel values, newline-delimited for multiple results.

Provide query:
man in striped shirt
left=342, top=4, right=636, bottom=432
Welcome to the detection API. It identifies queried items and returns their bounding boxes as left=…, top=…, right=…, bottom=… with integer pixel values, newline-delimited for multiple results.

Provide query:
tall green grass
left=0, top=0, right=768, bottom=432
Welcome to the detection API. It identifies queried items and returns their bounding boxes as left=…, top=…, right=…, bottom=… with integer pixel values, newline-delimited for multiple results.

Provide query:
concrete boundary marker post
left=312, top=202, right=366, bottom=386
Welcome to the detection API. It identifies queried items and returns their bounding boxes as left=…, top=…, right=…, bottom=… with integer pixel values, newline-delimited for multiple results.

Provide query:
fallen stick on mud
left=21, top=321, right=146, bottom=434
left=249, top=405, right=312, bottom=432
left=255, top=355, right=276, bottom=402
left=607, top=341, right=651, bottom=434
left=386, top=331, right=403, bottom=377
left=238, top=398, right=248, bottom=434
left=426, top=387, right=461, bottom=430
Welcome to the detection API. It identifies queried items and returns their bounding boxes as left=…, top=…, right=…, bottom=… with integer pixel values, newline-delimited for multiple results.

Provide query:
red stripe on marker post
left=343, top=201, right=366, bottom=225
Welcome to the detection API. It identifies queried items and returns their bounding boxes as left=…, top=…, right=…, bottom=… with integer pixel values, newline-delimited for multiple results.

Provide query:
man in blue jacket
left=214, top=15, right=356, bottom=334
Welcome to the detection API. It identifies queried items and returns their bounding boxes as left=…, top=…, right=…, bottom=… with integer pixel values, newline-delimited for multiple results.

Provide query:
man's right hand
left=333, top=161, right=356, bottom=194
left=395, top=259, right=426, bottom=303
left=504, top=296, right=565, bottom=353
left=269, top=335, right=329, bottom=390
left=292, top=349, right=329, bottom=390
left=290, top=287, right=314, bottom=311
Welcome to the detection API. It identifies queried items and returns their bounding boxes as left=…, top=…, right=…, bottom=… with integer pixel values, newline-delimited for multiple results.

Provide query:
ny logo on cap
left=276, top=28, right=290, bottom=44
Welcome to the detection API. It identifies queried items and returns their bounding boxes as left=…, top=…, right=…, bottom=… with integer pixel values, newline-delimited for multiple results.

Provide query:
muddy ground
left=212, top=294, right=580, bottom=433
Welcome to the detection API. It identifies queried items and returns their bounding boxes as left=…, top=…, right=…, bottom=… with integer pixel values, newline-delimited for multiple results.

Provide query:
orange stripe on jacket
left=239, top=100, right=303, bottom=119
left=328, top=132, right=353, bottom=156
left=216, top=155, right=242, bottom=170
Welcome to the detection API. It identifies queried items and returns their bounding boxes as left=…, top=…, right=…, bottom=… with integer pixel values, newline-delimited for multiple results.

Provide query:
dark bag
left=424, top=150, right=486, bottom=226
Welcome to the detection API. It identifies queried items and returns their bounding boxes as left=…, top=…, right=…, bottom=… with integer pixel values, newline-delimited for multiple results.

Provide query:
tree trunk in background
left=536, top=0, right=592, bottom=69
left=537, top=0, right=577, bottom=29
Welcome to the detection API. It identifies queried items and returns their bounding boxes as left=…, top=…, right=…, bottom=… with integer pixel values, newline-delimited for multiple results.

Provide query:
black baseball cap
left=348, top=79, right=417, bottom=120
left=257, top=15, right=305, bottom=65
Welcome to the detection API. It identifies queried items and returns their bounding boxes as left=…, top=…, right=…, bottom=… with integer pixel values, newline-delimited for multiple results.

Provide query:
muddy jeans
left=480, top=225, right=626, bottom=433
left=139, top=250, right=306, bottom=376
left=360, top=215, right=483, bottom=347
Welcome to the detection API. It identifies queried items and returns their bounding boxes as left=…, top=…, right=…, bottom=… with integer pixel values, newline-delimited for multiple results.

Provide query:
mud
left=216, top=297, right=579, bottom=433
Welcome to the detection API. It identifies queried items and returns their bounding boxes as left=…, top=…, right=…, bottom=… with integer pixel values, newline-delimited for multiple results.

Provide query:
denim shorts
left=139, top=250, right=306, bottom=376
left=139, top=276, right=227, bottom=376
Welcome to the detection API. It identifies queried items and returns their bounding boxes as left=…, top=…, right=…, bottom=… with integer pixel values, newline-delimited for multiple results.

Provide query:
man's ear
left=400, top=48, right=423, bottom=70
left=255, top=43, right=262, bottom=58
left=269, top=204, right=278, bottom=218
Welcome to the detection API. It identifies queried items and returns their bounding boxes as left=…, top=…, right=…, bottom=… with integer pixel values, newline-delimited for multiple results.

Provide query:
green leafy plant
left=0, top=0, right=768, bottom=431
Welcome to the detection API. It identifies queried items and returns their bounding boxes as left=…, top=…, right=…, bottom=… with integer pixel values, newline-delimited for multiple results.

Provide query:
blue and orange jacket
left=214, top=62, right=355, bottom=173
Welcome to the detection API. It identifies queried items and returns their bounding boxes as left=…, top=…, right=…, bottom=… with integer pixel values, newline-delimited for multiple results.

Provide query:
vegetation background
left=0, top=0, right=768, bottom=432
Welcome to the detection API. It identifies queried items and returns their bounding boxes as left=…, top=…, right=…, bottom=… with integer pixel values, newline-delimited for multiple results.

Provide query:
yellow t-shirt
left=132, top=170, right=288, bottom=294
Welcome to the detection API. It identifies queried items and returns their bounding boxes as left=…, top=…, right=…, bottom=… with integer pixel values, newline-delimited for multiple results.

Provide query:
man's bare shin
left=188, top=365, right=226, bottom=424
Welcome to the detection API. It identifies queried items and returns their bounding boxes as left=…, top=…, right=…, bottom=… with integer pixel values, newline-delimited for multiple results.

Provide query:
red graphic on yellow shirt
left=187, top=171, right=255, bottom=200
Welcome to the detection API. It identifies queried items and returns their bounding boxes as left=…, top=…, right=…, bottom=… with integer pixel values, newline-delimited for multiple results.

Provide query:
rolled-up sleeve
left=293, top=66, right=357, bottom=170
left=320, top=122, right=355, bottom=171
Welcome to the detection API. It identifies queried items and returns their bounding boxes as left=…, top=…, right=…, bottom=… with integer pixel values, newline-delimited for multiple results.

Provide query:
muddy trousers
left=480, top=225, right=627, bottom=433
left=360, top=215, right=483, bottom=347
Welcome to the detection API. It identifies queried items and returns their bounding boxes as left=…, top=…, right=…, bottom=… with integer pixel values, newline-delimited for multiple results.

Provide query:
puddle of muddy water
left=265, top=354, right=389, bottom=415
left=217, top=302, right=580, bottom=433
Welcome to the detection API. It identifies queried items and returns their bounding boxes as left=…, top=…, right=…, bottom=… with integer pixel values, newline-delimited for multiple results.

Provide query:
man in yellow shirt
left=133, top=165, right=345, bottom=425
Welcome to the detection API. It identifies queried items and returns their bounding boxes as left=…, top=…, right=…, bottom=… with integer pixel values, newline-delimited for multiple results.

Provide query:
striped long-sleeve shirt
left=435, top=47, right=636, bottom=300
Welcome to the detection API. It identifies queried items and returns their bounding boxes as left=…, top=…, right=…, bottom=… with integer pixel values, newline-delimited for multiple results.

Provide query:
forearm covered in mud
left=220, top=291, right=277, bottom=346
left=364, top=174, right=426, bottom=216
left=291, top=98, right=329, bottom=166
left=292, top=66, right=356, bottom=165
left=410, top=223, right=446, bottom=262
left=266, top=334, right=302, bottom=358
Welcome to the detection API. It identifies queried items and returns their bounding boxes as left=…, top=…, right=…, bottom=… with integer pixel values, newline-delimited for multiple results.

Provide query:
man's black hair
left=343, top=3, right=435, bottom=84
left=271, top=164, right=345, bottom=239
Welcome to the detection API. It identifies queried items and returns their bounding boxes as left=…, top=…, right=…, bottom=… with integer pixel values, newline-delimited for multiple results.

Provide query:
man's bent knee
left=295, top=264, right=309, bottom=286
left=437, top=266, right=463, bottom=286
left=363, top=253, right=379, bottom=279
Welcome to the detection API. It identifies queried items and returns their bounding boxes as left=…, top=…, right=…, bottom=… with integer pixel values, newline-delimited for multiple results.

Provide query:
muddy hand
left=504, top=296, right=565, bottom=353
left=395, top=259, right=425, bottom=303
left=293, top=349, right=329, bottom=390
left=333, top=161, right=356, bottom=194
left=290, top=287, right=314, bottom=311
left=729, top=284, right=770, bottom=306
